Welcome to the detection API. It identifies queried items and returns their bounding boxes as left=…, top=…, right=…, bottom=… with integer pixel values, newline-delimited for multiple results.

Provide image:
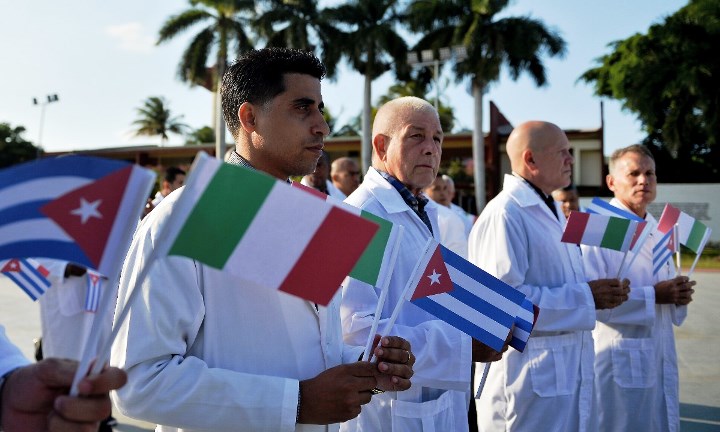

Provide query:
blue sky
left=0, top=0, right=686, bottom=155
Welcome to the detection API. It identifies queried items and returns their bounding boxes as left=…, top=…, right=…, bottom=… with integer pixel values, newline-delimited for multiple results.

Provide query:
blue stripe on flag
left=587, top=198, right=644, bottom=221
left=510, top=298, right=536, bottom=352
left=4, top=272, right=42, bottom=300
left=653, top=249, right=673, bottom=275
left=652, top=230, right=673, bottom=275
left=0, top=156, right=127, bottom=188
left=0, top=242, right=92, bottom=268
left=412, top=296, right=507, bottom=352
left=0, top=201, right=48, bottom=226
left=440, top=245, right=526, bottom=307
left=447, top=282, right=516, bottom=328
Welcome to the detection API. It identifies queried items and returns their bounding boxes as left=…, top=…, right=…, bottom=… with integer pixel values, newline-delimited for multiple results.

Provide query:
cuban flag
left=85, top=269, right=104, bottom=312
left=0, top=156, right=155, bottom=279
left=408, top=242, right=529, bottom=352
left=1, top=258, right=51, bottom=301
left=509, top=297, right=540, bottom=352
left=653, top=225, right=678, bottom=275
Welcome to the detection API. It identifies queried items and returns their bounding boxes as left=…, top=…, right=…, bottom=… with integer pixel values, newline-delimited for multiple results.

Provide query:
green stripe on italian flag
left=561, top=211, right=638, bottom=252
left=163, top=153, right=379, bottom=305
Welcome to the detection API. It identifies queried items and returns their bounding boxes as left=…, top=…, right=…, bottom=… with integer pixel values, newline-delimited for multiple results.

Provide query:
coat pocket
left=527, top=334, right=580, bottom=397
left=390, top=389, right=464, bottom=432
left=610, top=337, right=656, bottom=388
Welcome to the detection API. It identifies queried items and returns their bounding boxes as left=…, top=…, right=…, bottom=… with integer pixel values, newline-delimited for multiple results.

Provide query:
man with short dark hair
left=112, top=48, right=414, bottom=432
left=582, top=144, right=695, bottom=432
left=151, top=166, right=186, bottom=207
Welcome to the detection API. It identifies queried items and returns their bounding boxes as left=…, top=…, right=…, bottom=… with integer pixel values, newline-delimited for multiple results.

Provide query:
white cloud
left=105, top=22, right=154, bottom=54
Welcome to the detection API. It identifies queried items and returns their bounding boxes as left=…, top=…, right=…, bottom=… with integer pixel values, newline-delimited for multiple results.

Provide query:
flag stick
left=674, top=224, right=681, bottom=276
left=69, top=270, right=121, bottom=395
left=363, top=226, right=404, bottom=362
left=615, top=251, right=629, bottom=279
left=71, top=248, right=161, bottom=395
left=618, top=221, right=655, bottom=280
left=475, top=363, right=491, bottom=399
left=687, top=230, right=712, bottom=279
left=380, top=238, right=434, bottom=338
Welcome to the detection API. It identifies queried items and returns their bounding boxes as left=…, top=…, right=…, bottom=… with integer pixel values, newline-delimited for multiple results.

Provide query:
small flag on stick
left=562, top=211, right=639, bottom=252
left=0, top=258, right=51, bottom=301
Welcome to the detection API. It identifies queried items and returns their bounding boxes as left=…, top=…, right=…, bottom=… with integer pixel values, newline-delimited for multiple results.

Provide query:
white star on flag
left=70, top=198, right=103, bottom=224
left=427, top=269, right=442, bottom=285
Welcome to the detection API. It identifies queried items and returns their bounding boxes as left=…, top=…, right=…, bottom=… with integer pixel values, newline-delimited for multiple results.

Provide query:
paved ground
left=2, top=271, right=719, bottom=431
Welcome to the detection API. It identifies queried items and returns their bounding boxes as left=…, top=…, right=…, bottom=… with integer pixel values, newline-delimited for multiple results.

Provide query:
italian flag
left=657, top=204, right=712, bottom=254
left=160, top=152, right=379, bottom=306
left=291, top=181, right=400, bottom=288
left=561, top=211, right=639, bottom=252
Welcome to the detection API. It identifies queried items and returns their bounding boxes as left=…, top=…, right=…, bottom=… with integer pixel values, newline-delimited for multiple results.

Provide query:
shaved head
left=506, top=121, right=574, bottom=194
left=372, top=97, right=440, bottom=165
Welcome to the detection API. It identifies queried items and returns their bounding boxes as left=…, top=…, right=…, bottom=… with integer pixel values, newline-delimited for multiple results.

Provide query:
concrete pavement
left=2, top=271, right=719, bottom=430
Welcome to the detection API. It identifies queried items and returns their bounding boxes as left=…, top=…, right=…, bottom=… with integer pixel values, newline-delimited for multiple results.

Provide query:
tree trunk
left=471, top=81, right=486, bottom=214
left=361, top=74, right=372, bottom=176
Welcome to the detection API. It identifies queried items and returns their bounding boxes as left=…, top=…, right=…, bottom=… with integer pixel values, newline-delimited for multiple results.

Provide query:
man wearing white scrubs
left=469, top=121, right=629, bottom=432
left=582, top=144, right=695, bottom=432
left=111, top=48, right=414, bottom=432
left=341, top=97, right=508, bottom=432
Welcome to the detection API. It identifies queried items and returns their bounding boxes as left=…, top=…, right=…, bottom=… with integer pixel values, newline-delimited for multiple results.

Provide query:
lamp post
left=407, top=46, right=467, bottom=111
left=33, top=94, right=60, bottom=158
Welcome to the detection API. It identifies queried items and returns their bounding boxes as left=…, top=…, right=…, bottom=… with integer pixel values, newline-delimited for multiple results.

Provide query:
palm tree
left=323, top=0, right=409, bottom=174
left=157, top=0, right=255, bottom=159
left=132, top=96, right=189, bottom=145
left=254, top=0, right=344, bottom=78
left=377, top=79, right=456, bottom=133
left=405, top=0, right=567, bottom=212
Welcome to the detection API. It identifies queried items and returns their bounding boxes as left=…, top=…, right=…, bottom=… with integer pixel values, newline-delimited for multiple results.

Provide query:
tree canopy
left=580, top=0, right=720, bottom=182
left=0, top=123, right=39, bottom=168
left=132, top=96, right=189, bottom=145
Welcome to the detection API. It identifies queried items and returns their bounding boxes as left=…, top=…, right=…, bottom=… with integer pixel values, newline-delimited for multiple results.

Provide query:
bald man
left=330, top=157, right=361, bottom=198
left=342, top=97, right=509, bottom=432
left=468, top=121, right=629, bottom=432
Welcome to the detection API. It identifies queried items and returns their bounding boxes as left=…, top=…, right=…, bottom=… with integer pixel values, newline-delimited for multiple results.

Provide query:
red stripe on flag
left=278, top=206, right=379, bottom=306
left=657, top=204, right=680, bottom=234
left=561, top=211, right=590, bottom=244
left=630, top=221, right=648, bottom=250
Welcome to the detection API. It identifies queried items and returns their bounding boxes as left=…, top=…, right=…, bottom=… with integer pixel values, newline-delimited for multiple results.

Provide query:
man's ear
left=238, top=102, right=257, bottom=132
left=606, top=173, right=616, bottom=192
left=372, top=134, right=388, bottom=162
left=523, top=150, right=536, bottom=172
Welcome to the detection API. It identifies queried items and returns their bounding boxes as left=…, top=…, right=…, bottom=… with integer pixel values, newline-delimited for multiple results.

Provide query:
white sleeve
left=0, top=326, right=29, bottom=377
left=111, top=219, right=298, bottom=431
left=470, top=208, right=596, bottom=333
left=581, top=245, right=655, bottom=326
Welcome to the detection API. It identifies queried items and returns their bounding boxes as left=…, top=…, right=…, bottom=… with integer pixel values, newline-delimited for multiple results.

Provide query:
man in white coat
left=1, top=325, right=126, bottom=431
left=111, top=48, right=414, bottom=432
left=341, top=97, right=509, bottom=432
left=581, top=144, right=695, bottom=432
left=468, top=121, right=630, bottom=432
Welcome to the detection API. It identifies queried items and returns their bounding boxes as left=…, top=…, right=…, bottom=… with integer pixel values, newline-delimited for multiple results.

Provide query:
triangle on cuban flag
left=40, top=166, right=132, bottom=270
left=411, top=243, right=455, bottom=300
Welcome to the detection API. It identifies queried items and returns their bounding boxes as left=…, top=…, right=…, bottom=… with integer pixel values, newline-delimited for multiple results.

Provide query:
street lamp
left=33, top=94, right=60, bottom=157
left=407, top=45, right=467, bottom=110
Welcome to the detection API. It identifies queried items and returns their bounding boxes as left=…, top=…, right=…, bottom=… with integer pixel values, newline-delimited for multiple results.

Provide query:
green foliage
left=132, top=96, right=189, bottom=144
left=377, top=79, right=456, bottom=132
left=186, top=126, right=215, bottom=145
left=0, top=123, right=39, bottom=168
left=580, top=0, right=720, bottom=181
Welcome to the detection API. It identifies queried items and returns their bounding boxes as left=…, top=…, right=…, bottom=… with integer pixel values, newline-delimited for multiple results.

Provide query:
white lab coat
left=582, top=198, right=686, bottom=432
left=450, top=203, right=474, bottom=237
left=37, top=259, right=99, bottom=360
left=111, top=190, right=363, bottom=432
left=341, top=168, right=472, bottom=432
left=468, top=174, right=597, bottom=432
left=436, top=203, right=469, bottom=258
left=0, top=325, right=29, bottom=376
